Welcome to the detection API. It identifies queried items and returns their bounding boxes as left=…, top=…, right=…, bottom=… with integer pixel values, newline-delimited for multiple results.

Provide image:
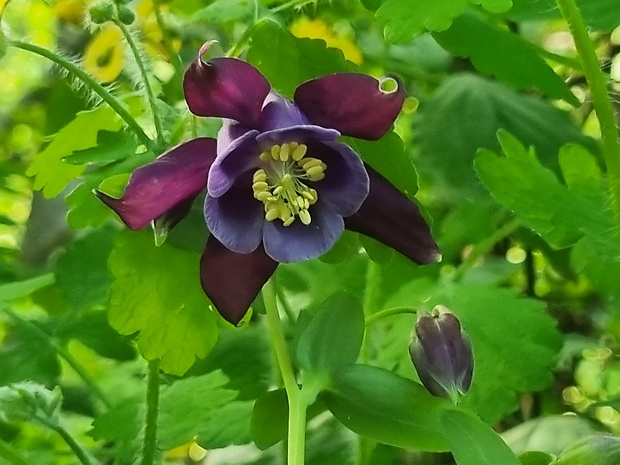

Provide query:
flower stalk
left=262, top=278, right=307, bottom=465
left=364, top=306, right=418, bottom=326
left=115, top=20, right=166, bottom=147
left=38, top=418, right=97, bottom=465
left=8, top=40, right=152, bottom=149
left=555, top=0, right=620, bottom=249
left=141, top=359, right=161, bottom=465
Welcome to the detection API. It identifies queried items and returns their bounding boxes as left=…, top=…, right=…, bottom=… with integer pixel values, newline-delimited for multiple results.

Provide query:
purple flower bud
left=409, top=306, right=473, bottom=403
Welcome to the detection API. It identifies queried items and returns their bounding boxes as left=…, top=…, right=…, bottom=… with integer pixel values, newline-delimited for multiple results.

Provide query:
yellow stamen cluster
left=253, top=142, right=326, bottom=227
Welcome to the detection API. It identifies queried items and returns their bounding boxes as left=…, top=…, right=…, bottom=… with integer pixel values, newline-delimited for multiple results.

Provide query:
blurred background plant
left=1, top=0, right=620, bottom=464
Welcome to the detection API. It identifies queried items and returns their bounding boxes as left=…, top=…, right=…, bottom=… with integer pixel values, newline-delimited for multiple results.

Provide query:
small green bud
left=89, top=0, right=115, bottom=24
left=409, top=305, right=473, bottom=404
left=553, top=435, right=620, bottom=465
left=0, top=30, right=7, bottom=60
left=117, top=6, right=136, bottom=25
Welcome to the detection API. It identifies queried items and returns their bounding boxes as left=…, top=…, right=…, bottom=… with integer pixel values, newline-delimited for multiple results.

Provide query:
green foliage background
left=1, top=0, right=620, bottom=464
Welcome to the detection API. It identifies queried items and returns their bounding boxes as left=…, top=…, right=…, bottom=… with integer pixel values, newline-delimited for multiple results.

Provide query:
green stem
left=451, top=217, right=521, bottom=282
left=0, top=438, right=33, bottom=465
left=555, top=0, right=620, bottom=247
left=360, top=260, right=380, bottom=361
left=151, top=0, right=182, bottom=74
left=3, top=310, right=112, bottom=409
left=140, top=360, right=161, bottom=465
left=38, top=418, right=96, bottom=465
left=9, top=40, right=152, bottom=148
left=115, top=20, right=166, bottom=147
left=263, top=278, right=306, bottom=465
left=365, top=307, right=418, bottom=326
left=358, top=260, right=381, bottom=465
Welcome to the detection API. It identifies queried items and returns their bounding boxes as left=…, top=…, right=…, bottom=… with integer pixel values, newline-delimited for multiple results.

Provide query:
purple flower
left=409, top=306, right=474, bottom=404
left=97, top=42, right=440, bottom=325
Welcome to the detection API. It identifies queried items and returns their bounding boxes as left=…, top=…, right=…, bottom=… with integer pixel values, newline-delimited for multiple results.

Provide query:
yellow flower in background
left=83, top=25, right=125, bottom=83
left=53, top=0, right=87, bottom=23
left=0, top=0, right=9, bottom=18
left=165, top=439, right=207, bottom=462
left=290, top=17, right=363, bottom=65
left=136, top=0, right=180, bottom=59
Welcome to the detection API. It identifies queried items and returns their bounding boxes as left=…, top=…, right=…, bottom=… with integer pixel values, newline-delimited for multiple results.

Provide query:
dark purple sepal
left=344, top=166, right=440, bottom=264
left=294, top=73, right=405, bottom=141
left=96, top=138, right=216, bottom=230
left=183, top=55, right=271, bottom=128
left=152, top=196, right=197, bottom=246
left=200, top=235, right=278, bottom=325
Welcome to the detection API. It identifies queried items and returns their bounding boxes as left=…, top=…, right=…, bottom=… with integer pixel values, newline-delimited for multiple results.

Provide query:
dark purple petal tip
left=96, top=138, right=217, bottom=230
left=200, top=236, right=278, bottom=325
left=294, top=73, right=405, bottom=141
left=344, top=166, right=440, bottom=264
left=183, top=44, right=271, bottom=128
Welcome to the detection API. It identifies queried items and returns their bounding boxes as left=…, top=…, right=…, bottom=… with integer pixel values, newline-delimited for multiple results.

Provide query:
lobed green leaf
left=108, top=231, right=218, bottom=375
left=433, top=11, right=578, bottom=105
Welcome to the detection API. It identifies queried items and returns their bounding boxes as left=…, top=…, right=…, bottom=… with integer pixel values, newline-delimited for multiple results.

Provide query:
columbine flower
left=409, top=306, right=474, bottom=404
left=97, top=42, right=439, bottom=324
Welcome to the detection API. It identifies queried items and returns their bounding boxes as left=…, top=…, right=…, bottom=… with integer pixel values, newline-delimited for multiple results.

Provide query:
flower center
left=252, top=142, right=327, bottom=227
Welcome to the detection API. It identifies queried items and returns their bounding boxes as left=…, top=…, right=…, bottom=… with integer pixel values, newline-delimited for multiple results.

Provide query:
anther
left=271, top=145, right=281, bottom=160
left=299, top=158, right=322, bottom=170
left=280, top=143, right=290, bottom=162
left=299, top=209, right=311, bottom=225
left=259, top=151, right=271, bottom=162
left=252, top=181, right=268, bottom=191
left=253, top=169, right=267, bottom=182
left=255, top=191, right=272, bottom=201
left=305, top=165, right=324, bottom=178
left=266, top=206, right=279, bottom=221
left=292, top=144, right=307, bottom=161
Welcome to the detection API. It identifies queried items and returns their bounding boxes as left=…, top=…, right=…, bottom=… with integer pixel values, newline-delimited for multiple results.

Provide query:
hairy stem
left=115, top=20, right=166, bottom=147
left=38, top=418, right=97, bottom=465
left=9, top=40, right=152, bottom=148
left=263, top=278, right=306, bottom=465
left=555, top=0, right=620, bottom=247
left=140, top=360, right=161, bottom=465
